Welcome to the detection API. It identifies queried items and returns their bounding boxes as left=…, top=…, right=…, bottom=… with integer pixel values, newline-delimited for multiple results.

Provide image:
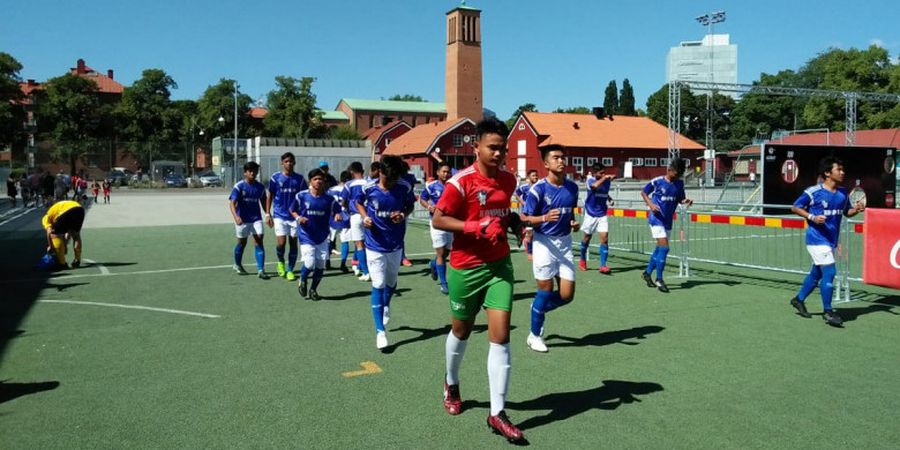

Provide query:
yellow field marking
left=342, top=361, right=383, bottom=378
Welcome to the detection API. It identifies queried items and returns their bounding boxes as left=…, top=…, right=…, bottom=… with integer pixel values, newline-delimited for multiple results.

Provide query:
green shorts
left=447, top=256, right=514, bottom=321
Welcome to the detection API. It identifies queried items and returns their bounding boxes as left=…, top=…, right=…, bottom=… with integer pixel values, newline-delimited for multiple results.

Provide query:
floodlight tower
left=696, top=10, right=725, bottom=186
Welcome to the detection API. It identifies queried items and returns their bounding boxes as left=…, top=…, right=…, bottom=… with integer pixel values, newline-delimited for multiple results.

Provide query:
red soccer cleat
left=443, top=382, right=462, bottom=415
left=402, top=258, right=413, bottom=267
left=578, top=259, right=587, bottom=271
left=487, top=410, right=524, bottom=442
left=599, top=266, right=611, bottom=274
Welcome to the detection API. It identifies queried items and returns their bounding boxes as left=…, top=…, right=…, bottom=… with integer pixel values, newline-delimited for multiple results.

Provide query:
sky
left=4, top=0, right=899, bottom=121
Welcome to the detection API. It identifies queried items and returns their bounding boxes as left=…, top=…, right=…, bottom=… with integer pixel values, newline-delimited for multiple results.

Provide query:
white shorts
left=430, top=221, right=453, bottom=249
left=365, top=249, right=401, bottom=289
left=301, top=241, right=330, bottom=270
left=649, top=225, right=671, bottom=240
left=235, top=220, right=264, bottom=238
left=350, top=214, right=365, bottom=242
left=582, top=214, right=609, bottom=235
left=339, top=228, right=352, bottom=243
left=329, top=227, right=338, bottom=241
left=806, top=245, right=836, bottom=266
left=273, top=217, right=297, bottom=238
left=532, top=233, right=576, bottom=281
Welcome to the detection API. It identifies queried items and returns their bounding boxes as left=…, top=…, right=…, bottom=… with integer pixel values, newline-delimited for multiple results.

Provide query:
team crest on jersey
left=544, top=195, right=553, bottom=205
left=372, top=199, right=380, bottom=210
left=477, top=190, right=488, bottom=206
left=305, top=201, right=311, bottom=209
left=822, top=200, right=828, bottom=208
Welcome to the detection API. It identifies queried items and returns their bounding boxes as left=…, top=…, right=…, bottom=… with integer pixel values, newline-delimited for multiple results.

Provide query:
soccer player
left=334, top=171, right=353, bottom=273
left=354, top=155, right=416, bottom=349
left=266, top=152, right=308, bottom=281
left=42, top=199, right=86, bottom=269
left=640, top=160, right=692, bottom=293
left=432, top=117, right=525, bottom=443
left=291, top=168, right=340, bottom=300
left=789, top=157, right=864, bottom=327
left=229, top=161, right=269, bottom=279
left=318, top=160, right=338, bottom=190
left=515, top=169, right=538, bottom=261
left=326, top=171, right=349, bottom=271
left=580, top=162, right=615, bottom=273
left=344, top=162, right=371, bottom=281
left=519, top=145, right=580, bottom=353
left=419, top=161, right=453, bottom=294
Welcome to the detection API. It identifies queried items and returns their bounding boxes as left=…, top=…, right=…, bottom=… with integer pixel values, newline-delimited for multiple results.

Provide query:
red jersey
left=436, top=164, right=518, bottom=269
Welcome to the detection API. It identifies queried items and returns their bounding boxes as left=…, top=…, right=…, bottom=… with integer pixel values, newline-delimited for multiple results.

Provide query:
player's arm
left=641, top=182, right=660, bottom=213
left=432, top=184, right=503, bottom=242
left=678, top=187, right=692, bottom=207
left=264, top=178, right=275, bottom=227
left=418, top=187, right=432, bottom=211
left=354, top=193, right=373, bottom=228
left=519, top=188, right=559, bottom=224
left=791, top=193, right=825, bottom=225
left=229, top=199, right=242, bottom=225
left=845, top=198, right=865, bottom=218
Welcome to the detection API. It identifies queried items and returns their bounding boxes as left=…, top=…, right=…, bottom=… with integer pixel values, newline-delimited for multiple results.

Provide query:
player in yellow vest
left=42, top=200, right=85, bottom=268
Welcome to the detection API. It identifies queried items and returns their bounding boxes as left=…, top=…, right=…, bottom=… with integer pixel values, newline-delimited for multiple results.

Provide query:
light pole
left=218, top=115, right=226, bottom=180
left=696, top=10, right=725, bottom=186
left=232, top=82, right=239, bottom=185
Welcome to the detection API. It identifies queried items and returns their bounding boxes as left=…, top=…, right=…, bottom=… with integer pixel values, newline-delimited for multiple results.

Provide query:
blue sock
left=353, top=249, right=360, bottom=264
left=311, top=268, right=324, bottom=291
left=276, top=245, right=285, bottom=263
left=383, top=284, right=395, bottom=307
left=530, top=289, right=553, bottom=335
left=254, top=245, right=265, bottom=271
left=436, top=263, right=448, bottom=286
left=287, top=246, right=298, bottom=273
left=600, top=244, right=609, bottom=266
left=234, top=243, right=245, bottom=266
left=527, top=240, right=533, bottom=254
left=542, top=291, right=568, bottom=313
left=655, top=246, right=669, bottom=280
left=300, top=265, right=310, bottom=282
left=797, top=264, right=822, bottom=301
left=820, top=264, right=836, bottom=311
left=645, top=247, right=660, bottom=274
left=371, top=288, right=385, bottom=332
left=340, top=242, right=349, bottom=264
left=359, top=249, right=369, bottom=275
left=579, top=241, right=588, bottom=261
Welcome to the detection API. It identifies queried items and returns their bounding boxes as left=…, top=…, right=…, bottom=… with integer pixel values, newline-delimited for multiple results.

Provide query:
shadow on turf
left=835, top=299, right=899, bottom=322
left=0, top=380, right=60, bottom=404
left=669, top=279, right=741, bottom=290
left=545, top=325, right=664, bottom=348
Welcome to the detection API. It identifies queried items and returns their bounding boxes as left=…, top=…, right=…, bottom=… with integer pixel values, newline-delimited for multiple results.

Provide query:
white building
left=667, top=34, right=738, bottom=97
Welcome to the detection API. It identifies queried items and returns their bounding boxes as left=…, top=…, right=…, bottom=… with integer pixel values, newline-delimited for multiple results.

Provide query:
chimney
left=592, top=107, right=605, bottom=119
left=107, top=69, right=114, bottom=80
left=76, top=58, right=86, bottom=74
left=573, top=122, right=580, bottom=129
left=27, top=79, right=35, bottom=86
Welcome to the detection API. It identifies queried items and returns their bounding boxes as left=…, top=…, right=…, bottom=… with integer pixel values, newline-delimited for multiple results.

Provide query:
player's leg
left=381, top=249, right=402, bottom=325
left=366, top=249, right=388, bottom=349
left=286, top=229, right=298, bottom=281
left=49, top=233, right=67, bottom=266
left=653, top=235, right=670, bottom=291
left=435, top=246, right=450, bottom=294
left=339, top=228, right=351, bottom=272
left=298, top=243, right=314, bottom=298
left=233, top=224, right=249, bottom=274
left=251, top=221, right=268, bottom=279
left=524, top=228, right=533, bottom=260
left=401, top=245, right=412, bottom=267
left=273, top=219, right=288, bottom=277
left=528, top=235, right=575, bottom=352
left=70, top=231, right=83, bottom=268
left=308, top=240, right=328, bottom=300
left=326, top=227, right=337, bottom=269
left=443, top=262, right=488, bottom=415
left=598, top=216, right=610, bottom=273
left=579, top=214, right=597, bottom=271
left=819, top=263, right=842, bottom=326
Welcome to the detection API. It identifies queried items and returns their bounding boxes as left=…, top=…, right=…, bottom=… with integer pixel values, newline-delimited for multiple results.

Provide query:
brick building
left=335, top=98, right=446, bottom=135
left=382, top=118, right=477, bottom=180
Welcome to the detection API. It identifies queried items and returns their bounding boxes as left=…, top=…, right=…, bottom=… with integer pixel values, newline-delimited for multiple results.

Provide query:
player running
left=515, top=169, right=538, bottom=260
left=266, top=152, right=308, bottom=281
left=640, top=160, right=692, bottom=293
left=327, top=171, right=351, bottom=272
left=354, top=155, right=416, bottom=350
left=229, top=161, right=269, bottom=279
left=579, top=162, right=615, bottom=273
left=419, top=161, right=453, bottom=294
left=432, top=118, right=525, bottom=443
left=344, top=162, right=371, bottom=281
left=788, top=157, right=864, bottom=327
left=291, top=168, right=340, bottom=300
left=519, top=144, right=580, bottom=353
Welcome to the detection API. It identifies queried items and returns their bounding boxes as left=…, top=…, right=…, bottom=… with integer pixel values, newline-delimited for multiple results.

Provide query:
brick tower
left=445, top=2, right=483, bottom=122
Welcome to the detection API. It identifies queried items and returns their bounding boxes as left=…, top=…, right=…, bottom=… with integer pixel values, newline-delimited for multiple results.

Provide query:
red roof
left=69, top=67, right=123, bottom=94
left=383, top=118, right=473, bottom=156
left=727, top=145, right=762, bottom=157
left=250, top=107, right=268, bottom=119
left=769, top=129, right=900, bottom=148
left=522, top=112, right=705, bottom=151
left=362, top=120, right=411, bottom=142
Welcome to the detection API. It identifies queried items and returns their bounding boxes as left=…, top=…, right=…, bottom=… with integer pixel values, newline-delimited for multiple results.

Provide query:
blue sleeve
left=420, top=186, right=431, bottom=203
left=267, top=176, right=276, bottom=194
left=228, top=186, right=240, bottom=201
left=642, top=180, right=654, bottom=195
left=298, top=176, right=308, bottom=192
left=676, top=182, right=685, bottom=203
left=353, top=188, right=366, bottom=209
left=405, top=186, right=417, bottom=210
left=289, top=193, right=301, bottom=215
left=793, top=192, right=811, bottom=209
left=331, top=196, right=341, bottom=215
left=523, top=184, right=541, bottom=216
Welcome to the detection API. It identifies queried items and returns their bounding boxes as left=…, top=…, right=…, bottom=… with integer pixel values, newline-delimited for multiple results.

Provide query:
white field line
left=39, top=299, right=220, bottom=318
left=83, top=259, right=110, bottom=275
left=0, top=207, right=37, bottom=226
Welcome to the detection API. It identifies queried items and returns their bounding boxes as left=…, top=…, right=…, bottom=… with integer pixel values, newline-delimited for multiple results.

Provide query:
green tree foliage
left=38, top=74, right=106, bottom=174
left=0, top=52, right=25, bottom=150
left=115, top=69, right=182, bottom=166
left=329, top=125, right=362, bottom=140
left=505, top=103, right=537, bottom=129
left=553, top=106, right=592, bottom=114
left=263, top=76, right=326, bottom=138
left=388, top=94, right=426, bottom=102
left=646, top=83, right=703, bottom=141
left=197, top=79, right=254, bottom=139
left=603, top=80, right=619, bottom=115
left=619, top=79, right=636, bottom=116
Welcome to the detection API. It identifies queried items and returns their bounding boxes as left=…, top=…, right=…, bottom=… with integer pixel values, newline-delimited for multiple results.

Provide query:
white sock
left=487, top=342, right=511, bottom=416
left=445, top=332, right=468, bottom=386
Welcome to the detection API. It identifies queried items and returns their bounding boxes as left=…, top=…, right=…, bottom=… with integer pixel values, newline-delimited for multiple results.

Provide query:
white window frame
left=452, top=134, right=463, bottom=147
left=659, top=157, right=670, bottom=168
left=644, top=157, right=658, bottom=167
left=518, top=123, right=525, bottom=130
left=629, top=157, right=643, bottom=167
left=384, top=138, right=392, bottom=147
left=517, top=140, right=527, bottom=156
left=572, top=156, right=584, bottom=174
left=601, top=157, right=613, bottom=167
left=586, top=157, right=598, bottom=168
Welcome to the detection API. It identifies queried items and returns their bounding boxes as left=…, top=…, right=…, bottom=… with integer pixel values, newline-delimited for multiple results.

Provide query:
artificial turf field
left=1, top=207, right=898, bottom=448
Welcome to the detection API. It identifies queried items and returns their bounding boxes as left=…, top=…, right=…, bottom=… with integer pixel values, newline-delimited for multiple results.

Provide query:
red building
left=335, top=98, right=446, bottom=135
left=507, top=112, right=705, bottom=180
left=382, top=118, right=476, bottom=179
left=362, top=120, right=412, bottom=156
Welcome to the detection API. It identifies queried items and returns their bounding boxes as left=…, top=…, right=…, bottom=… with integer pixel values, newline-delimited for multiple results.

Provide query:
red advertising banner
left=862, top=209, right=900, bottom=289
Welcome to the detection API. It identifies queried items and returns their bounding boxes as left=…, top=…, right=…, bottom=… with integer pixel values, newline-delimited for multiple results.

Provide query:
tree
left=38, top=74, right=105, bottom=174
left=603, top=80, right=619, bottom=115
left=619, top=79, right=636, bottom=116
left=330, top=125, right=362, bottom=140
left=0, top=52, right=25, bottom=151
left=388, top=94, right=426, bottom=102
left=553, top=106, right=591, bottom=114
left=115, top=69, right=181, bottom=166
left=506, top=103, right=537, bottom=129
left=263, top=76, right=326, bottom=138
left=645, top=83, right=704, bottom=141
left=197, top=78, right=254, bottom=139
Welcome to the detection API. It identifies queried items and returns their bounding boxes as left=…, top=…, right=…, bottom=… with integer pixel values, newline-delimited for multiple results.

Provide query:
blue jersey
left=419, top=180, right=447, bottom=217
left=326, top=185, right=347, bottom=229
left=290, top=190, right=339, bottom=245
left=523, top=178, right=579, bottom=237
left=344, top=178, right=369, bottom=216
left=229, top=180, right=266, bottom=223
left=584, top=175, right=612, bottom=217
left=642, top=176, right=685, bottom=230
left=793, top=184, right=849, bottom=247
left=355, top=179, right=416, bottom=253
left=267, top=172, right=308, bottom=220
left=515, top=183, right=533, bottom=202
left=402, top=173, right=418, bottom=188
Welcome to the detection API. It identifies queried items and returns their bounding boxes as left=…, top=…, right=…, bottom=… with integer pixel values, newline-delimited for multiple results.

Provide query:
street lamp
left=232, top=83, right=239, bottom=186
left=696, top=10, right=725, bottom=186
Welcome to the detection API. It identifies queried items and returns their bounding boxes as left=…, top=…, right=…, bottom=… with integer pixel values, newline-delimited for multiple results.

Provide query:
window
left=572, top=157, right=584, bottom=174
left=517, top=140, right=526, bottom=156
left=452, top=134, right=463, bottom=147
left=601, top=157, right=613, bottom=167
left=683, top=158, right=691, bottom=169
left=384, top=138, right=392, bottom=147
left=471, top=135, right=477, bottom=145
left=586, top=157, right=598, bottom=168
left=518, top=123, right=525, bottom=130
left=629, top=157, right=643, bottom=167
left=659, top=157, right=670, bottom=168
left=644, top=158, right=658, bottom=167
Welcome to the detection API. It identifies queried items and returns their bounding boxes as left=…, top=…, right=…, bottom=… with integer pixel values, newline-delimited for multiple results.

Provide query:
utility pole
left=696, top=10, right=725, bottom=186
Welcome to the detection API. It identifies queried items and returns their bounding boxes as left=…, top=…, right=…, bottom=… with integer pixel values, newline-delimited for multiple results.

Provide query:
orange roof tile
left=250, top=107, right=268, bottom=119
left=770, top=129, right=900, bottom=148
left=383, top=118, right=473, bottom=156
left=68, top=67, right=124, bottom=94
left=362, top=120, right=410, bottom=142
left=522, top=112, right=705, bottom=151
